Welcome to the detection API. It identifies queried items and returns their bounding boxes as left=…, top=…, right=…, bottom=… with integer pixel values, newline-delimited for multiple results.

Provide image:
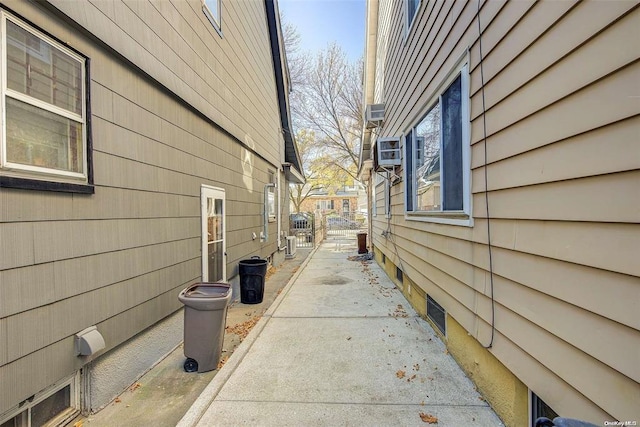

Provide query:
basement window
left=426, top=295, right=446, bottom=335
left=530, top=392, right=559, bottom=426
left=396, top=267, right=403, bottom=283
left=0, top=373, right=79, bottom=427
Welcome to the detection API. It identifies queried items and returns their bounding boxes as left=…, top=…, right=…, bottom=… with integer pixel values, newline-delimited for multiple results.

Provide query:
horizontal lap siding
left=59, top=0, right=282, bottom=166
left=372, top=0, right=640, bottom=422
left=0, top=0, right=283, bottom=414
left=0, top=289, right=181, bottom=413
left=0, top=238, right=199, bottom=317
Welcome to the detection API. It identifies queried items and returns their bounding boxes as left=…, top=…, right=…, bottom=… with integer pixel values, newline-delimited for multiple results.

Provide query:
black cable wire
left=477, top=0, right=496, bottom=349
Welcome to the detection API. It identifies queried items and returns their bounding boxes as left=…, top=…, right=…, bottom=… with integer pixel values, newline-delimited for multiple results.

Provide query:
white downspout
left=277, top=172, right=285, bottom=251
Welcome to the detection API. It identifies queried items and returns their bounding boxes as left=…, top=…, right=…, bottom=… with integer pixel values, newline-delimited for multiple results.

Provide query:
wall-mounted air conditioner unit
left=285, top=236, right=297, bottom=258
left=376, top=137, right=401, bottom=167
left=365, top=103, right=385, bottom=128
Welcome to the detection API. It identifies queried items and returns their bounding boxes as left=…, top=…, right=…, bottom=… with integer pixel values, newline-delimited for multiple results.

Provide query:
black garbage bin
left=178, top=282, right=232, bottom=373
left=239, top=256, right=268, bottom=304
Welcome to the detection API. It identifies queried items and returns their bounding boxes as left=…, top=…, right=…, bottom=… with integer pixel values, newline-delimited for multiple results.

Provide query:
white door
left=201, top=186, right=226, bottom=282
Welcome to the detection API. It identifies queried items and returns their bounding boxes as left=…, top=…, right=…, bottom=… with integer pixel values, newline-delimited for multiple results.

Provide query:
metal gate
left=289, top=212, right=315, bottom=248
left=325, top=212, right=366, bottom=239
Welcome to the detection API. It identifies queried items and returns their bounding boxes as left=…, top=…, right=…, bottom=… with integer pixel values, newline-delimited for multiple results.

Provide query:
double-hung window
left=405, top=63, right=471, bottom=225
left=0, top=12, right=90, bottom=191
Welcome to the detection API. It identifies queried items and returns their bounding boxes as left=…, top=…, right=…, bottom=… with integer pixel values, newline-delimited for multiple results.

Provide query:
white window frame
left=0, top=372, right=80, bottom=426
left=267, top=171, right=276, bottom=222
left=404, top=59, right=472, bottom=227
left=0, top=11, right=88, bottom=184
left=202, top=0, right=222, bottom=36
left=405, top=0, right=421, bottom=38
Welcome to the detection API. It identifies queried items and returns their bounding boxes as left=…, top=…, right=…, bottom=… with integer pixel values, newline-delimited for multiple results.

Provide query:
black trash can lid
left=183, top=282, right=230, bottom=298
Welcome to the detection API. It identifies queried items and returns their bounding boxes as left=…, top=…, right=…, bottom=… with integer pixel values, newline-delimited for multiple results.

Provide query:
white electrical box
left=376, top=137, right=401, bottom=167
left=285, top=236, right=297, bottom=258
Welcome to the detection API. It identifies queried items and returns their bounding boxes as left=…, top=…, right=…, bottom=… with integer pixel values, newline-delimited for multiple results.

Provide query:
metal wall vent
left=426, top=295, right=446, bottom=335
left=396, top=267, right=403, bottom=283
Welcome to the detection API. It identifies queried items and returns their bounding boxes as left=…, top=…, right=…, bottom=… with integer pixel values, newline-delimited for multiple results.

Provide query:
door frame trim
left=201, top=184, right=226, bottom=282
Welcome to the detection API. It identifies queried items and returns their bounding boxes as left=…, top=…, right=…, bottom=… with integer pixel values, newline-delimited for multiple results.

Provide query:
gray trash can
left=178, top=282, right=232, bottom=373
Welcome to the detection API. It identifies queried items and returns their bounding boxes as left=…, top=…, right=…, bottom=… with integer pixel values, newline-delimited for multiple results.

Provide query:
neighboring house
left=299, top=184, right=362, bottom=215
left=0, top=0, right=302, bottom=424
left=359, top=1, right=639, bottom=426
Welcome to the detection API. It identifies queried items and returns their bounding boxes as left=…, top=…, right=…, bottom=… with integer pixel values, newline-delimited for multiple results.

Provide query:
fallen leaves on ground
left=128, top=382, right=141, bottom=392
left=73, top=421, right=83, bottom=427
left=226, top=316, right=261, bottom=341
left=114, top=398, right=121, bottom=404
left=217, top=356, right=229, bottom=370
left=419, top=412, right=438, bottom=424
left=347, top=254, right=372, bottom=262
left=396, top=370, right=406, bottom=379
left=389, top=304, right=409, bottom=318
left=265, top=266, right=276, bottom=281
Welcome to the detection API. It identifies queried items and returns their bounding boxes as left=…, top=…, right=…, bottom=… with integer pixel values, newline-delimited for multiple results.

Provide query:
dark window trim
left=0, top=10, right=94, bottom=195
left=531, top=392, right=559, bottom=425
left=402, top=62, right=472, bottom=226
left=0, top=176, right=94, bottom=193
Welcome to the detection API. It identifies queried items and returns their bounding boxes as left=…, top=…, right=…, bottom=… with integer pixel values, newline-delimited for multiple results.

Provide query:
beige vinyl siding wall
left=0, top=0, right=284, bottom=415
left=373, top=0, right=393, bottom=105
left=370, top=0, right=639, bottom=423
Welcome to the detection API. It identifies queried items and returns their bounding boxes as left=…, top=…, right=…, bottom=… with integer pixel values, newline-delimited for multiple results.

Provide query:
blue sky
left=279, top=0, right=366, bottom=62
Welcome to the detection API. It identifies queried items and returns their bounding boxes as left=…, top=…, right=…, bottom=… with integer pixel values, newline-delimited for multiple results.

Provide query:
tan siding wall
left=1, top=0, right=285, bottom=415
left=45, top=0, right=283, bottom=168
left=369, top=0, right=640, bottom=423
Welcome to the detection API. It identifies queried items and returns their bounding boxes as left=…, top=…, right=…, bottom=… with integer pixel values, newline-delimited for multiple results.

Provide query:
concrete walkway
left=82, top=248, right=312, bottom=427
left=179, top=238, right=503, bottom=426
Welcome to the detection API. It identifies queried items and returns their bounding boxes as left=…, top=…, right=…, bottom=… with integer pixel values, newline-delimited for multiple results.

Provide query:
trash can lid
left=239, top=258, right=267, bottom=266
left=183, top=282, right=230, bottom=298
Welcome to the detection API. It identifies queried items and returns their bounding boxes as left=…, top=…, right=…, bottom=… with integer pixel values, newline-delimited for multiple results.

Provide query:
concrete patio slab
left=215, top=317, right=485, bottom=407
left=179, top=238, right=503, bottom=426
left=198, top=401, right=501, bottom=427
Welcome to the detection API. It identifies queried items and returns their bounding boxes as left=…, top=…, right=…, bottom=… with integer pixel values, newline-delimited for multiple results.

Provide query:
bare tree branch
left=283, top=22, right=364, bottom=210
